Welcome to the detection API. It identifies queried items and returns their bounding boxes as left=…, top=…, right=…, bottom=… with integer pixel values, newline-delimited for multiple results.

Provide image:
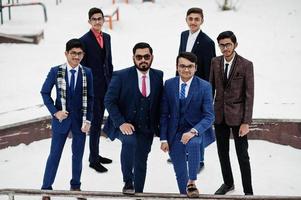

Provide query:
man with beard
left=104, top=42, right=163, bottom=194
left=210, top=31, right=254, bottom=195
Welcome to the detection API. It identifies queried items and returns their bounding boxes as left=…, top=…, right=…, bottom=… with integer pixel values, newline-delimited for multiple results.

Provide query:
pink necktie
left=142, top=75, right=147, bottom=97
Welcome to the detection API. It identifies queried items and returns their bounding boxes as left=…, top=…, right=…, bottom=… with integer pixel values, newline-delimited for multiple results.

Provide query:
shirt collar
left=180, top=76, right=193, bottom=87
left=224, top=52, right=236, bottom=66
left=189, top=29, right=201, bottom=38
left=66, top=62, right=79, bottom=72
left=136, top=68, right=150, bottom=78
left=91, top=28, right=102, bottom=38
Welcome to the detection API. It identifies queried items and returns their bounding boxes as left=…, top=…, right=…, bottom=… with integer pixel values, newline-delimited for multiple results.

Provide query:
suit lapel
left=225, top=54, right=238, bottom=89
left=182, top=31, right=189, bottom=52
left=149, top=69, right=156, bottom=109
left=89, top=30, right=103, bottom=53
left=130, top=67, right=139, bottom=107
left=174, top=77, right=180, bottom=112
left=191, top=31, right=202, bottom=53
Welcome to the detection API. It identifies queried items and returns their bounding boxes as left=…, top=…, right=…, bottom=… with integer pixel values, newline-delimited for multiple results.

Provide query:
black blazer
left=80, top=30, right=113, bottom=97
left=103, top=66, right=163, bottom=140
left=178, top=30, right=216, bottom=81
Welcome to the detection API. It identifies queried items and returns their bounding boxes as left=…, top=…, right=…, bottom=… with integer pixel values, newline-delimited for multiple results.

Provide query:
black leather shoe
left=89, top=162, right=108, bottom=173
left=122, top=182, right=135, bottom=195
left=99, top=155, right=112, bottom=164
left=215, top=184, right=234, bottom=195
left=70, top=188, right=86, bottom=200
left=197, top=162, right=204, bottom=174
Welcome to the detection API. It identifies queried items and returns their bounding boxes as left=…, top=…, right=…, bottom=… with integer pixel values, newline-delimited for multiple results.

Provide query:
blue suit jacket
left=103, top=66, right=163, bottom=140
left=41, top=65, right=94, bottom=133
left=179, top=30, right=216, bottom=81
left=80, top=30, right=113, bottom=97
left=160, top=76, right=215, bottom=147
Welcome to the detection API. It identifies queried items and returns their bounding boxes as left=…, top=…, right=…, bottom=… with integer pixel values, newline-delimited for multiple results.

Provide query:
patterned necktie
left=70, top=69, right=76, bottom=96
left=142, top=75, right=147, bottom=97
left=97, top=34, right=103, bottom=48
left=180, top=83, right=187, bottom=99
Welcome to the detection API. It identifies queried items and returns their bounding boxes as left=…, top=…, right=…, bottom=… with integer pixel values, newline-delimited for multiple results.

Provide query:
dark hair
left=217, top=31, right=237, bottom=44
left=88, top=7, right=104, bottom=19
left=66, top=38, right=85, bottom=52
left=132, top=42, right=153, bottom=55
left=176, top=52, right=198, bottom=66
left=186, top=7, right=203, bottom=18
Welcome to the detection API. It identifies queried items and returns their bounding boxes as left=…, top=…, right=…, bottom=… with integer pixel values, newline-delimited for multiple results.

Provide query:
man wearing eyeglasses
left=80, top=7, right=113, bottom=173
left=175, top=7, right=216, bottom=172
left=160, top=52, right=214, bottom=197
left=210, top=31, right=254, bottom=195
left=40, top=39, right=93, bottom=200
left=104, top=42, right=163, bottom=194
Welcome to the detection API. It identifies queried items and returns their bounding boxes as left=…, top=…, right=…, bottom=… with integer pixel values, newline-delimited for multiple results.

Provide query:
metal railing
left=0, top=188, right=301, bottom=200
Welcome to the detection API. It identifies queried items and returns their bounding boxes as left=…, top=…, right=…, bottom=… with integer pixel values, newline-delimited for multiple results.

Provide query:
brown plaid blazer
left=209, top=53, right=254, bottom=126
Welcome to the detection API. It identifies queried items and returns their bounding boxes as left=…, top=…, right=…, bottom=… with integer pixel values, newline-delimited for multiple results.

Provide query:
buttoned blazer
left=209, top=54, right=254, bottom=126
left=160, top=76, right=215, bottom=146
left=41, top=65, right=94, bottom=133
left=103, top=66, right=163, bottom=140
left=179, top=30, right=216, bottom=81
left=80, top=30, right=113, bottom=97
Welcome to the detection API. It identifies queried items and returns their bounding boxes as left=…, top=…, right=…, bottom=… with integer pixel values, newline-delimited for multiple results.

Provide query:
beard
left=134, top=59, right=152, bottom=72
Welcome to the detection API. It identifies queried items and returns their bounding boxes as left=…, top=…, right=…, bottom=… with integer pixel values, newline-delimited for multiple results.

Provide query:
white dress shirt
left=223, top=53, right=236, bottom=78
left=66, top=63, right=79, bottom=89
left=179, top=77, right=193, bottom=98
left=136, top=68, right=150, bottom=97
left=186, top=29, right=201, bottom=52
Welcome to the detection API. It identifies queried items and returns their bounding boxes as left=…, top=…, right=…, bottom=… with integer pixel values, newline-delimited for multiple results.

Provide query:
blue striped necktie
left=180, top=83, right=187, bottom=99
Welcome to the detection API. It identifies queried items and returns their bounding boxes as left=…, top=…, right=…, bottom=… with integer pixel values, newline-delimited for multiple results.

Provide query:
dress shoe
left=197, top=162, right=204, bottom=174
left=42, top=196, right=50, bottom=200
left=167, top=158, right=172, bottom=163
left=89, top=162, right=108, bottom=173
left=70, top=188, right=87, bottom=200
left=186, top=183, right=199, bottom=198
left=122, top=182, right=135, bottom=195
left=215, top=183, right=234, bottom=195
left=98, top=155, right=112, bottom=164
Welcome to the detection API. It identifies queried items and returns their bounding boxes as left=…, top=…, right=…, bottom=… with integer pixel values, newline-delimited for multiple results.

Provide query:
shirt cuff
left=160, top=140, right=167, bottom=143
left=190, top=128, right=198, bottom=136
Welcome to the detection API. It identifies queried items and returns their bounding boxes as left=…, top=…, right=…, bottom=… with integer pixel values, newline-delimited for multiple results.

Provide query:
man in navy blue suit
left=40, top=39, right=94, bottom=200
left=176, top=7, right=216, bottom=171
left=160, top=52, right=214, bottom=198
left=80, top=7, right=113, bottom=173
left=104, top=42, right=163, bottom=194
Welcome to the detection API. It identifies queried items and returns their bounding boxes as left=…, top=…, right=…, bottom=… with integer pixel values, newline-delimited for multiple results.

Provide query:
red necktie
left=142, top=75, right=147, bottom=97
left=96, top=34, right=103, bottom=48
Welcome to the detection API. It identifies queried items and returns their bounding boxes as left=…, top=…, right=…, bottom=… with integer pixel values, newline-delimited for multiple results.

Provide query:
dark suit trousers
left=42, top=128, right=86, bottom=190
left=118, top=131, right=153, bottom=193
left=89, top=95, right=105, bottom=164
left=214, top=123, right=253, bottom=194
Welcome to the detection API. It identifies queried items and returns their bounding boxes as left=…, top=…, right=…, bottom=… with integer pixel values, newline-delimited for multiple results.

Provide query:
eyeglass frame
left=218, top=42, right=233, bottom=50
left=177, top=64, right=196, bottom=70
left=69, top=51, right=84, bottom=57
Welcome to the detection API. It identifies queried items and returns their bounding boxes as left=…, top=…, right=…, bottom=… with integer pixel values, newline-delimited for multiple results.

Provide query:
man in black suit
left=176, top=7, right=216, bottom=172
left=104, top=42, right=163, bottom=194
left=80, top=7, right=113, bottom=173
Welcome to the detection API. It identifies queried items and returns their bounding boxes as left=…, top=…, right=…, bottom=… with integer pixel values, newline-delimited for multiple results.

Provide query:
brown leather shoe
left=42, top=196, right=50, bottom=200
left=186, top=183, right=199, bottom=198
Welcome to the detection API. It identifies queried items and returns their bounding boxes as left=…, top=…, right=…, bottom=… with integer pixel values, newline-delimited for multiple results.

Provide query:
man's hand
left=54, top=110, right=69, bottom=122
left=239, top=123, right=250, bottom=137
left=160, top=142, right=169, bottom=153
left=119, top=123, right=135, bottom=135
left=81, top=121, right=91, bottom=134
left=181, top=131, right=195, bottom=144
